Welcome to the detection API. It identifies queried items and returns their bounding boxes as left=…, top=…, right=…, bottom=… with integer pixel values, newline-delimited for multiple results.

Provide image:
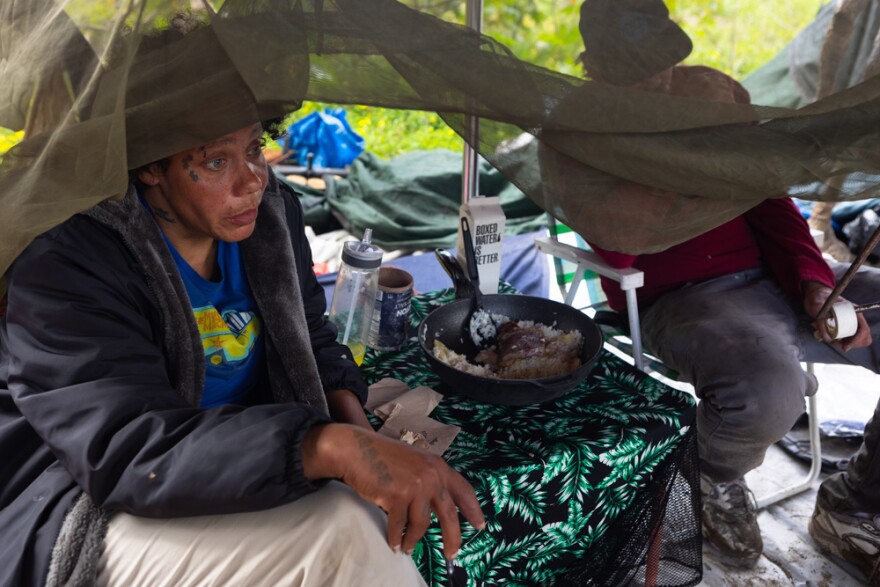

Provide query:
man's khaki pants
left=97, top=482, right=428, bottom=586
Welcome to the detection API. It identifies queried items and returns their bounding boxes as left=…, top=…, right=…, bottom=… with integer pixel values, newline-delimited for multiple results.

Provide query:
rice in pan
left=433, top=319, right=583, bottom=379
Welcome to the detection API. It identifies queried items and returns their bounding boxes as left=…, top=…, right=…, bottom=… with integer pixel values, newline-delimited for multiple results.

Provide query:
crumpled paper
left=375, top=386, right=442, bottom=422
left=364, top=378, right=411, bottom=411
left=366, top=378, right=460, bottom=456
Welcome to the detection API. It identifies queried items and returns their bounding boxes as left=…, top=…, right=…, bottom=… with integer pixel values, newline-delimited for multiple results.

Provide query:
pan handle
left=434, top=248, right=475, bottom=300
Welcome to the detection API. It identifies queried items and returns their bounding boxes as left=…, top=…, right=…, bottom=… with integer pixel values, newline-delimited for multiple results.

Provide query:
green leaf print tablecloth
left=360, top=287, right=702, bottom=587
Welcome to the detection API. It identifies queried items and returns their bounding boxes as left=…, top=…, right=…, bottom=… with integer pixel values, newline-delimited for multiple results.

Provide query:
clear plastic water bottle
left=328, top=228, right=384, bottom=365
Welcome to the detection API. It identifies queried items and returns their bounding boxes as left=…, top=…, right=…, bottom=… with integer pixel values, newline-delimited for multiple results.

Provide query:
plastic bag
left=842, top=207, right=880, bottom=262
left=777, top=413, right=864, bottom=473
left=819, top=419, right=865, bottom=438
left=284, top=108, right=365, bottom=169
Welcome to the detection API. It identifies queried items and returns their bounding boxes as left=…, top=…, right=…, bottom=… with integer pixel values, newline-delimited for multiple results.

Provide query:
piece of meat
left=496, top=321, right=549, bottom=365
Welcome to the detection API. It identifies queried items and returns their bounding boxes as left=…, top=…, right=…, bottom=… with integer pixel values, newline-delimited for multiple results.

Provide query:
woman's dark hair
left=129, top=158, right=170, bottom=188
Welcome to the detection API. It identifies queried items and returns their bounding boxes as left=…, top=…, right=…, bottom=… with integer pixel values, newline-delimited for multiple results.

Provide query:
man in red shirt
left=572, top=0, right=880, bottom=578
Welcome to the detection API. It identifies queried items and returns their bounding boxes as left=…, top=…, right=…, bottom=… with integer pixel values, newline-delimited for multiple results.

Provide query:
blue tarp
left=284, top=108, right=365, bottom=169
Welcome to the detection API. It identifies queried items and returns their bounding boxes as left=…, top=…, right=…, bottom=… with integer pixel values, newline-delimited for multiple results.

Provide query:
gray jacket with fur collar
left=0, top=175, right=367, bottom=586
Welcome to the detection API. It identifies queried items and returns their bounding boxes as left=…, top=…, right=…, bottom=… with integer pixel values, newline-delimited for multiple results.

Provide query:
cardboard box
left=457, top=196, right=506, bottom=294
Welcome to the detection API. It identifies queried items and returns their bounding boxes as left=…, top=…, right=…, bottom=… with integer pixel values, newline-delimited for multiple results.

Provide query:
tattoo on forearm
left=153, top=207, right=176, bottom=224
left=355, top=431, right=393, bottom=486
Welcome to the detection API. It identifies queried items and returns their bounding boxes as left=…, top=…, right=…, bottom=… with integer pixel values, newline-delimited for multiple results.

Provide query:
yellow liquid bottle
left=348, top=342, right=366, bottom=366
left=327, top=229, right=383, bottom=369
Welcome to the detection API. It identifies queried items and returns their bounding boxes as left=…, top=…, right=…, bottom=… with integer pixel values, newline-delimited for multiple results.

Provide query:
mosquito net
left=1, top=0, right=879, bottom=292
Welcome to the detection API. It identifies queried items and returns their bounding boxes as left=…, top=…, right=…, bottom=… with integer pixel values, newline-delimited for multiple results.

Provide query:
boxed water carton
left=457, top=196, right=506, bottom=294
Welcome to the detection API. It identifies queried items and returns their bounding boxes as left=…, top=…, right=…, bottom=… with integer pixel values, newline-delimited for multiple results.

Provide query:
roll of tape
left=825, top=301, right=858, bottom=340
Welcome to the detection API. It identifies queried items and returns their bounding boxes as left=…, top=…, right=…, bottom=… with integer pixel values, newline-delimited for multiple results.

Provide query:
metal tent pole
left=461, top=0, right=482, bottom=204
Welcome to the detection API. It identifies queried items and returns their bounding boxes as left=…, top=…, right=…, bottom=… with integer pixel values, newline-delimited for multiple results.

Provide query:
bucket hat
left=579, top=0, right=693, bottom=85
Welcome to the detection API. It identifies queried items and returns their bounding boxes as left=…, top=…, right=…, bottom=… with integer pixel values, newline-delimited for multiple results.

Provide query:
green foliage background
left=0, top=128, right=23, bottom=154
left=300, top=0, right=825, bottom=159
left=1, top=0, right=825, bottom=158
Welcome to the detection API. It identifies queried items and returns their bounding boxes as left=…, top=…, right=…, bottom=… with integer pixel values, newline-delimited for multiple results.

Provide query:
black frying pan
left=418, top=251, right=603, bottom=406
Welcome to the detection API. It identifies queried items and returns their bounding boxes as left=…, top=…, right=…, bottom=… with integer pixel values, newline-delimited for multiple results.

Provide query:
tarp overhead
left=1, top=0, right=879, bottom=288
left=744, top=0, right=880, bottom=108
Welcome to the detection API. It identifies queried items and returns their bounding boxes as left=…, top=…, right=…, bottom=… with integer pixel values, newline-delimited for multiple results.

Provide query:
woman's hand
left=803, top=280, right=872, bottom=351
left=326, top=389, right=373, bottom=429
left=302, top=423, right=485, bottom=559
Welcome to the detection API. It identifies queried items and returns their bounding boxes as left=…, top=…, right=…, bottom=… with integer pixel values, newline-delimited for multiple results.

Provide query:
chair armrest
left=535, top=236, right=644, bottom=290
left=536, top=235, right=647, bottom=371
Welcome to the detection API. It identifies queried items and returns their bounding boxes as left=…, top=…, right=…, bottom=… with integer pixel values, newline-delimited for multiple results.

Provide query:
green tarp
left=279, top=148, right=546, bottom=250
left=743, top=0, right=880, bottom=108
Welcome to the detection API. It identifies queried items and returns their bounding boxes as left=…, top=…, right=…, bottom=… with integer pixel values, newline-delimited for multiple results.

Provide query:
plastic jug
left=328, top=229, right=384, bottom=364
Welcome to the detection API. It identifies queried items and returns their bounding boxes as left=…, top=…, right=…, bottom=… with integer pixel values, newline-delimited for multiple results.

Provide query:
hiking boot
left=808, top=496, right=880, bottom=585
left=700, top=474, right=763, bottom=567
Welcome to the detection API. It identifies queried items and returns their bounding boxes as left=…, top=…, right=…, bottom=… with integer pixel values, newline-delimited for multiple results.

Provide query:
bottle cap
left=341, top=228, right=383, bottom=269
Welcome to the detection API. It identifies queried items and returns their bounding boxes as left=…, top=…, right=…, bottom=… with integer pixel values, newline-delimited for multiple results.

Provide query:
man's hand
left=803, top=280, right=871, bottom=351
left=301, top=423, right=485, bottom=559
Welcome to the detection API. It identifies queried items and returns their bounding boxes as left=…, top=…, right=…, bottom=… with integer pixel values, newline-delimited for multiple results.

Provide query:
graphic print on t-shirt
left=193, top=306, right=262, bottom=368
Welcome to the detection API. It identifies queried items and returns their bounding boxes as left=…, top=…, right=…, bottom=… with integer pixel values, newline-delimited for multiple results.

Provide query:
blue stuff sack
left=285, top=108, right=365, bottom=169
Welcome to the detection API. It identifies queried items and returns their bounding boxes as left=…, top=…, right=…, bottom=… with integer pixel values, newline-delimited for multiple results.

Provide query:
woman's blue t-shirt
left=165, top=239, right=264, bottom=407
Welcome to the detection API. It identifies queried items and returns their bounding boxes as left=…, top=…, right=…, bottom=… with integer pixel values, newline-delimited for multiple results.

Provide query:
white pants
left=97, top=482, right=427, bottom=587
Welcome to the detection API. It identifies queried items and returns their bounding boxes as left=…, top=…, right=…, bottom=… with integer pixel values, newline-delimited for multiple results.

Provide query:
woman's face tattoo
left=145, top=123, right=267, bottom=246
left=182, top=154, right=199, bottom=183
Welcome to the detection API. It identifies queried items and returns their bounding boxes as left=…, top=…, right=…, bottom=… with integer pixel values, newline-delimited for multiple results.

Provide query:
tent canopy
left=1, top=0, right=879, bottom=290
